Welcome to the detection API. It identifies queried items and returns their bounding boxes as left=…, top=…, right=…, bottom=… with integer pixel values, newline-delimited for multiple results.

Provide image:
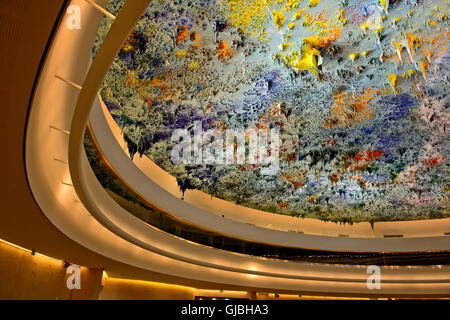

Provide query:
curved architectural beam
left=65, top=0, right=449, bottom=255
left=78, top=136, right=450, bottom=283
left=68, top=0, right=151, bottom=169
left=64, top=0, right=450, bottom=283
left=89, top=99, right=450, bottom=252
left=92, top=98, right=450, bottom=239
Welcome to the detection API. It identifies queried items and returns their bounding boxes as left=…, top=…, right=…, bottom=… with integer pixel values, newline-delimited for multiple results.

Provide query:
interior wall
left=0, top=241, right=102, bottom=300
left=100, top=278, right=195, bottom=300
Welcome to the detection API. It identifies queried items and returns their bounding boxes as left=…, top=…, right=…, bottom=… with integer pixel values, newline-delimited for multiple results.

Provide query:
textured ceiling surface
left=95, top=0, right=449, bottom=223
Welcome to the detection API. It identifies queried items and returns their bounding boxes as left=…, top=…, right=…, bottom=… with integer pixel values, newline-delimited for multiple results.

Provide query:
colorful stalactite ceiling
left=94, top=0, right=449, bottom=224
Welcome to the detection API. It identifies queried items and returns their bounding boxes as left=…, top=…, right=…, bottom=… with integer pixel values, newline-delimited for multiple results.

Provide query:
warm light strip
left=195, top=289, right=249, bottom=298
left=55, top=74, right=82, bottom=90
left=300, top=295, right=372, bottom=300
left=0, top=238, right=32, bottom=253
left=104, top=277, right=196, bottom=291
left=84, top=0, right=116, bottom=20
left=49, top=125, right=70, bottom=135
left=34, top=252, right=63, bottom=263
left=0, top=238, right=62, bottom=263
left=197, top=290, right=248, bottom=294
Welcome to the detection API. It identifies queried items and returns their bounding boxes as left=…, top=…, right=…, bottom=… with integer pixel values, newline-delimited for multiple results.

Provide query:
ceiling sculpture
left=94, top=0, right=449, bottom=224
